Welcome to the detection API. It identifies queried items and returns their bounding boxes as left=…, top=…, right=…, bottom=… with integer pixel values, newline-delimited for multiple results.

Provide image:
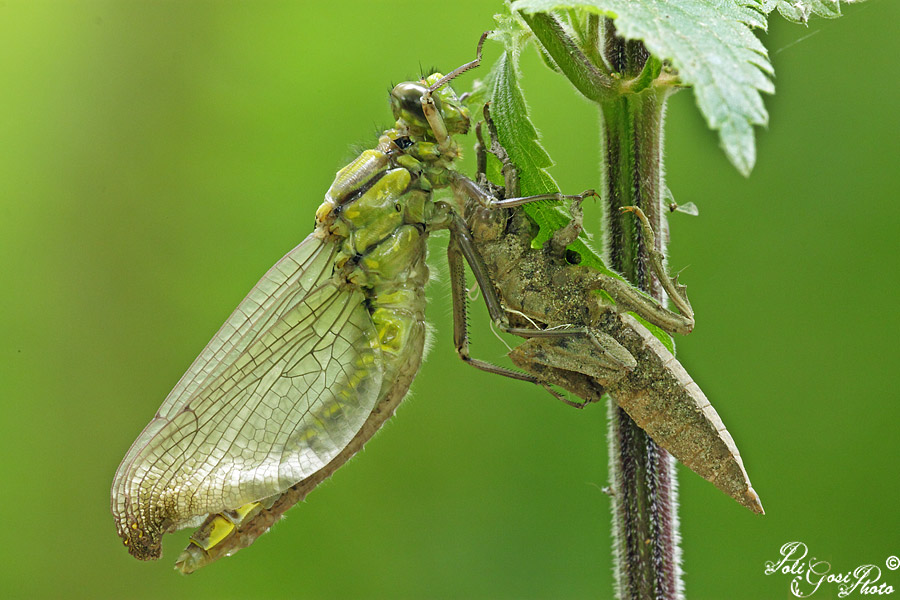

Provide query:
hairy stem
left=516, top=11, right=685, bottom=595
left=600, top=23, right=683, bottom=600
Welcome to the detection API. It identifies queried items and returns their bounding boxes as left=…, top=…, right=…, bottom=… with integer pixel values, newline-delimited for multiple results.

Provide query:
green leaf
left=487, top=20, right=617, bottom=277
left=487, top=52, right=558, bottom=197
left=759, top=0, right=862, bottom=24
left=513, top=0, right=775, bottom=176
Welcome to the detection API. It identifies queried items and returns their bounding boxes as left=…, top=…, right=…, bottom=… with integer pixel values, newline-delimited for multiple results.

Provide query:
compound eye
left=390, top=81, right=441, bottom=125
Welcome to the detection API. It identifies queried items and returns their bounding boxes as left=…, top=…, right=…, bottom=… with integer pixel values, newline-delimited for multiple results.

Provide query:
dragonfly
left=450, top=110, right=764, bottom=515
left=112, top=33, right=761, bottom=575
left=111, top=33, right=586, bottom=573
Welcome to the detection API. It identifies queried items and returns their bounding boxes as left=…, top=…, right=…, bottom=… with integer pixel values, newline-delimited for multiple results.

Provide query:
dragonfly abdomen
left=598, top=309, right=764, bottom=514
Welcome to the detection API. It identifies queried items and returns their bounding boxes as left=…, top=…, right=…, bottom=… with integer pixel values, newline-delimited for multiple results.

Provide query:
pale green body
left=111, top=75, right=470, bottom=568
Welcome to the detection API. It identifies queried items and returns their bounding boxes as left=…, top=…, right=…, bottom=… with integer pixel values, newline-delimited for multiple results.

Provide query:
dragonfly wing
left=112, top=234, right=385, bottom=558
left=158, top=233, right=339, bottom=418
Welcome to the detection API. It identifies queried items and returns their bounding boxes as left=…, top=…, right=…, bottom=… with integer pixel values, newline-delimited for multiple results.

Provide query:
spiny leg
left=478, top=103, right=520, bottom=196
left=473, top=104, right=694, bottom=337
left=620, top=205, right=693, bottom=322
left=508, top=331, right=636, bottom=405
left=474, top=120, right=489, bottom=189
left=447, top=212, right=635, bottom=408
left=451, top=170, right=596, bottom=213
left=475, top=103, right=599, bottom=213
left=447, top=223, right=585, bottom=407
left=422, top=31, right=489, bottom=151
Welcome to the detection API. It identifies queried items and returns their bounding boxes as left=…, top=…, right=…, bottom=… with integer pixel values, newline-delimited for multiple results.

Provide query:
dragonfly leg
left=471, top=103, right=601, bottom=210
left=620, top=205, right=693, bottom=319
left=447, top=220, right=542, bottom=382
left=448, top=215, right=594, bottom=408
left=448, top=212, right=638, bottom=409
left=474, top=103, right=694, bottom=337
left=422, top=31, right=489, bottom=151
left=508, top=331, right=634, bottom=405
left=584, top=271, right=695, bottom=336
left=452, top=170, right=598, bottom=211
left=474, top=120, right=488, bottom=188
left=476, top=104, right=520, bottom=195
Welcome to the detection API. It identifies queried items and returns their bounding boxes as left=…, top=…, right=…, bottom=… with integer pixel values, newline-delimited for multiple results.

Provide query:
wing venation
left=112, top=234, right=384, bottom=533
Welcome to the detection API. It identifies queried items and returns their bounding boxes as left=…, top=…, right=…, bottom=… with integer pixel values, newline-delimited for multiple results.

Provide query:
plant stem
left=600, top=24, right=683, bottom=600
left=514, top=11, right=685, bottom=595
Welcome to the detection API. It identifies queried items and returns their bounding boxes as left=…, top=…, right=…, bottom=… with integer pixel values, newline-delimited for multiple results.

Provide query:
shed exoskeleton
left=444, top=108, right=763, bottom=515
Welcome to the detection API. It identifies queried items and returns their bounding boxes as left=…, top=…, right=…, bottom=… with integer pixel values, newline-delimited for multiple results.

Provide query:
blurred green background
left=1, top=1, right=897, bottom=598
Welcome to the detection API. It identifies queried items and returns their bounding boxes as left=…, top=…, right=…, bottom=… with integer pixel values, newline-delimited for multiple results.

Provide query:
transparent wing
left=112, top=234, right=384, bottom=531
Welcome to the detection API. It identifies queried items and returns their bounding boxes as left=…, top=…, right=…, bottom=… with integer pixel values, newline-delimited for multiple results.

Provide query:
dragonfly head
left=390, top=75, right=470, bottom=141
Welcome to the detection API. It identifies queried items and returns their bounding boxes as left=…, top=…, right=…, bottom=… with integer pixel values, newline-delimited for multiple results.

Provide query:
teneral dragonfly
left=111, top=38, right=501, bottom=572
left=112, top=35, right=595, bottom=573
